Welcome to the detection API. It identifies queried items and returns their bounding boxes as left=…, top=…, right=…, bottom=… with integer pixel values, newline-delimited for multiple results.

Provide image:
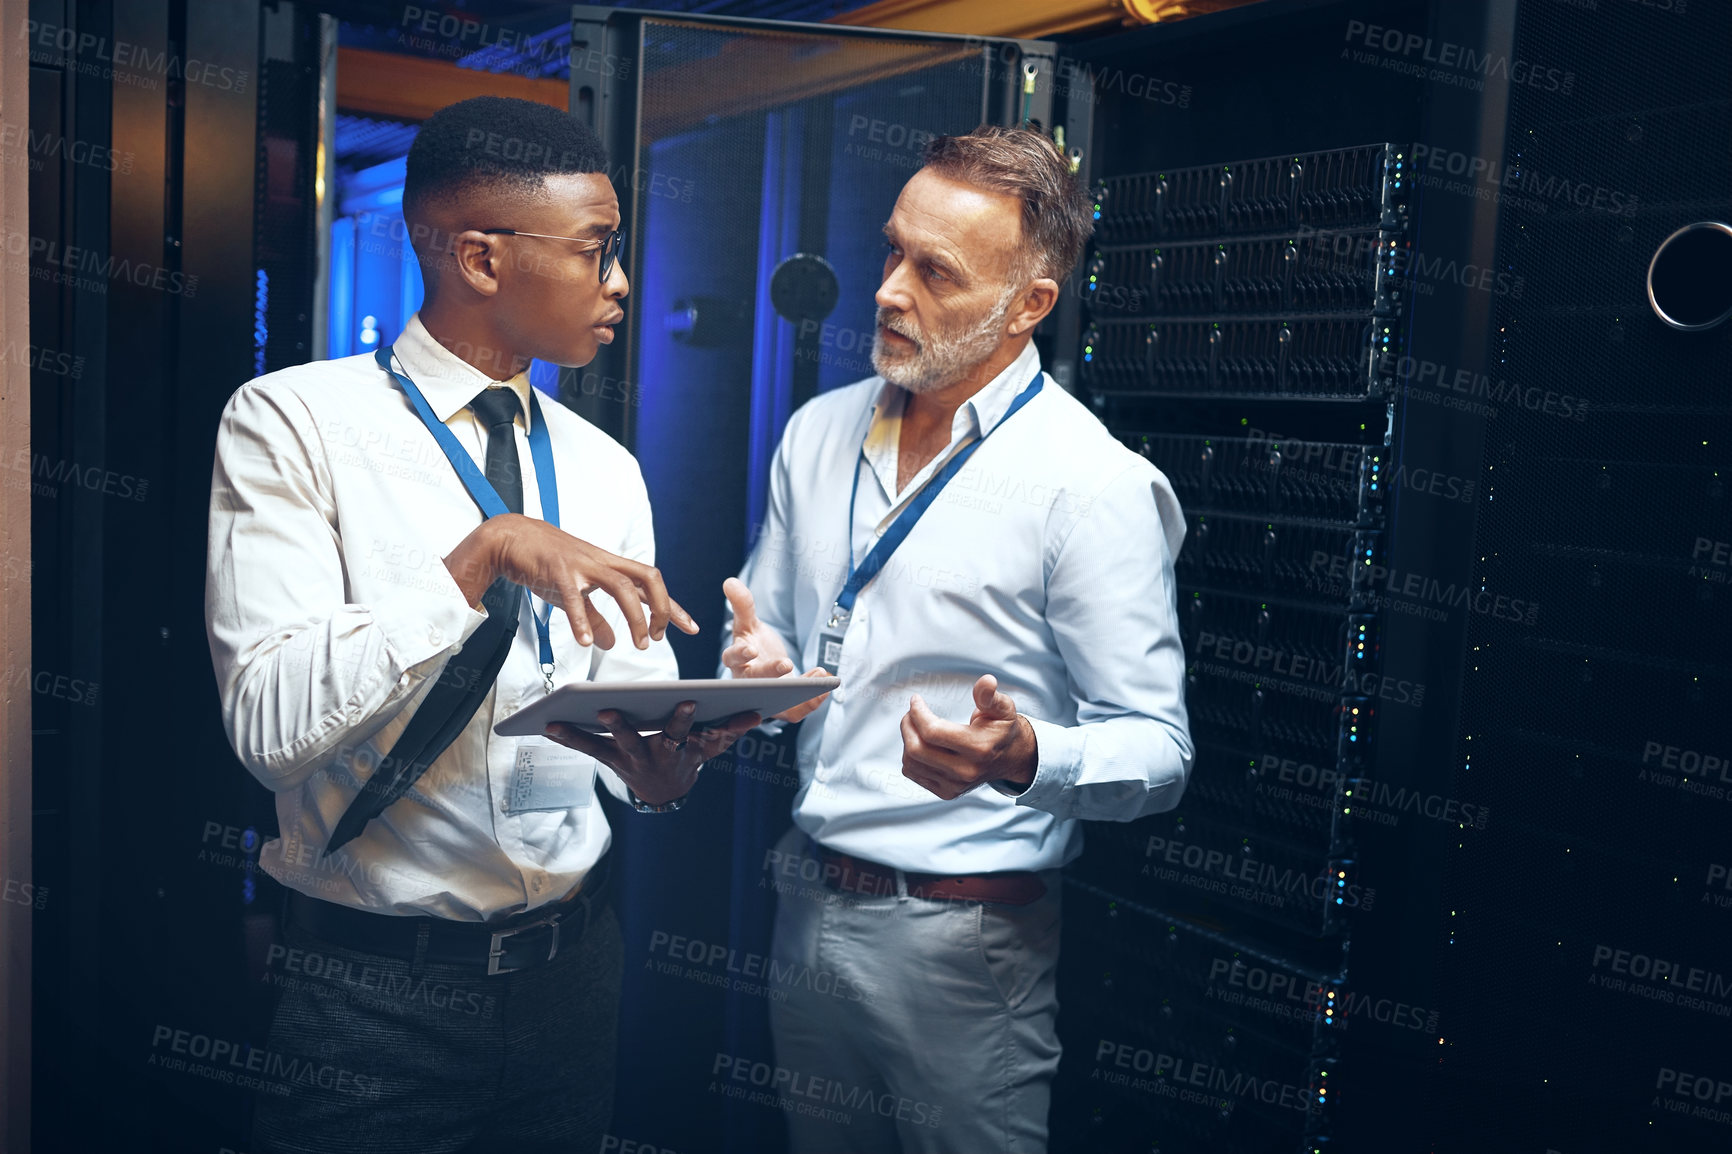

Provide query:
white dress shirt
left=726, top=340, right=1193, bottom=874
left=205, top=313, right=676, bottom=920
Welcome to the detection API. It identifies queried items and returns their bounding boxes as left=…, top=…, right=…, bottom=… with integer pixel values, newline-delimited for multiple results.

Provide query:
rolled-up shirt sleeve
left=1006, top=461, right=1193, bottom=821
left=205, top=382, right=489, bottom=792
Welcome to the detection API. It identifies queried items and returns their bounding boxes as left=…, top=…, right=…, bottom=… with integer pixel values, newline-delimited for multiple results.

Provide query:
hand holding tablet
left=499, top=677, right=837, bottom=809
left=493, top=675, right=840, bottom=737
left=490, top=577, right=836, bottom=808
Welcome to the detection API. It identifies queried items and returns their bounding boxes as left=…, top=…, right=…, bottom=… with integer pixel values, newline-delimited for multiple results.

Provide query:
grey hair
left=919, top=125, right=1093, bottom=285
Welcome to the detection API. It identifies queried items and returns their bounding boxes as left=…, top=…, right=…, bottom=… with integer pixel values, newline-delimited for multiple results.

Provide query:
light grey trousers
left=767, top=826, right=1064, bottom=1154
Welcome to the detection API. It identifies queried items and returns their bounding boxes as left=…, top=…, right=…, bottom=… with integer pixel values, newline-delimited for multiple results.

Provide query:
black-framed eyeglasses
left=481, top=227, right=625, bottom=284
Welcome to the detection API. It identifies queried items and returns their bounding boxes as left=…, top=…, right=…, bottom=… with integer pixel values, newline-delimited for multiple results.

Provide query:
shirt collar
left=870, top=339, right=1045, bottom=442
left=963, top=339, right=1044, bottom=437
left=390, top=312, right=536, bottom=432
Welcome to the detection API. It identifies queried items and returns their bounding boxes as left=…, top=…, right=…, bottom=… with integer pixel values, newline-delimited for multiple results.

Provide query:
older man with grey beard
left=719, top=125, right=1193, bottom=1153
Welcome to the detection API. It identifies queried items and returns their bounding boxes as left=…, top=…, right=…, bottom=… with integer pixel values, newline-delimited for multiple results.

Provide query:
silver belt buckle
left=487, top=910, right=563, bottom=976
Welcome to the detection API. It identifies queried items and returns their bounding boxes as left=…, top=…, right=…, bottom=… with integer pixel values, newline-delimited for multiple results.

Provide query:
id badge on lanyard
left=819, top=367, right=1044, bottom=671
left=816, top=627, right=847, bottom=674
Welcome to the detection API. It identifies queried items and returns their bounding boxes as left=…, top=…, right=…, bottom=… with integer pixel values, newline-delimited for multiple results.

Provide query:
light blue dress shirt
left=725, top=340, right=1194, bottom=874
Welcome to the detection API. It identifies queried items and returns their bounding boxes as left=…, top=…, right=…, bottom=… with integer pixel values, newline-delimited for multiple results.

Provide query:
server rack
left=1045, top=2, right=1732, bottom=1152
left=1055, top=142, right=1412, bottom=1153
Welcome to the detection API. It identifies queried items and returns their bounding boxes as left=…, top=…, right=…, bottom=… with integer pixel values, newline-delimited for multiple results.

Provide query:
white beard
left=871, top=289, right=1017, bottom=395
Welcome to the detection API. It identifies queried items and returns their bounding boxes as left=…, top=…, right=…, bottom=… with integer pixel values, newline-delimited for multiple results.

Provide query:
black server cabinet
left=1420, top=2, right=1732, bottom=1152
left=24, top=1, right=339, bottom=1149
left=1058, top=1, right=1732, bottom=1152
left=1050, top=5, right=1442, bottom=1151
left=1062, top=138, right=1411, bottom=1154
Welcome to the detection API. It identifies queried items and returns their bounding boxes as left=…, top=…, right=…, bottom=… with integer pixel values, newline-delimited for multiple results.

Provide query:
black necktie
left=325, top=384, right=530, bottom=856
left=469, top=386, right=524, bottom=515
left=466, top=386, right=527, bottom=647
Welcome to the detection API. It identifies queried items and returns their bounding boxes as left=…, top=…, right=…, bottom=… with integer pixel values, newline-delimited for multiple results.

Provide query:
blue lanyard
left=375, top=344, right=562, bottom=690
left=831, top=367, right=1044, bottom=628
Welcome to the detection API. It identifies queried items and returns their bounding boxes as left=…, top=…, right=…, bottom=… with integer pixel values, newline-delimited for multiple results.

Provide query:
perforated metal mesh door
left=624, top=17, right=1005, bottom=678
left=1429, top=2, right=1732, bottom=1150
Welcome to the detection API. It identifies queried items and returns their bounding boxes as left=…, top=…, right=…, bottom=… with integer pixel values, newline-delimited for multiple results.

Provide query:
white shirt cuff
left=367, top=566, right=493, bottom=677
left=992, top=715, right=1081, bottom=811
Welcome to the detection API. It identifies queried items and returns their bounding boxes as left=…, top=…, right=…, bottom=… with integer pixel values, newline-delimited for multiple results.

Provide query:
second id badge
left=506, top=739, right=596, bottom=814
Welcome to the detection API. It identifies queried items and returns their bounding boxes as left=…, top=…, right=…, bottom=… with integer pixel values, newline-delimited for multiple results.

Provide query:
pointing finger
left=667, top=595, right=700, bottom=636
left=581, top=592, right=616, bottom=651
left=593, top=570, right=650, bottom=650
left=621, top=558, right=675, bottom=644
left=723, top=577, right=760, bottom=636
left=557, top=577, right=594, bottom=648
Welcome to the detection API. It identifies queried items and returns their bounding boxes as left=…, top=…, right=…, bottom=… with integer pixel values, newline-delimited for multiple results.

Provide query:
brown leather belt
left=816, top=845, right=1046, bottom=906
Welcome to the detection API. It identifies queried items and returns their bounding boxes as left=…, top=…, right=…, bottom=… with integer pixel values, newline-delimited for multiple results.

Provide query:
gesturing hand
left=444, top=513, right=699, bottom=651
left=900, top=675, right=1039, bottom=801
left=543, top=702, right=762, bottom=807
left=720, top=577, right=830, bottom=722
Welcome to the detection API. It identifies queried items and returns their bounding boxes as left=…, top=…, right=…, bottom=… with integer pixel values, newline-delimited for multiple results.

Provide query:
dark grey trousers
left=251, top=901, right=623, bottom=1154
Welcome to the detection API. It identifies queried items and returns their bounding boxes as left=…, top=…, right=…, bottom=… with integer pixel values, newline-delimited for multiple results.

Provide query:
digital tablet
left=492, top=676, right=840, bottom=737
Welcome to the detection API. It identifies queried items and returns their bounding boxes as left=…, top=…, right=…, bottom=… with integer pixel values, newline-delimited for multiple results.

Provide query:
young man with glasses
left=206, top=95, right=762, bottom=1153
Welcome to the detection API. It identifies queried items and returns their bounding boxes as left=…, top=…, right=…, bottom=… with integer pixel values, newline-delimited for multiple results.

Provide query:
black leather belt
left=285, top=854, right=612, bottom=977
